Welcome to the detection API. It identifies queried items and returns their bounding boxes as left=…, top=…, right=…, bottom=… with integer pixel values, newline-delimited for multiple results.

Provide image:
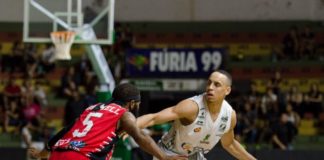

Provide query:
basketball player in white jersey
left=137, top=70, right=257, bottom=160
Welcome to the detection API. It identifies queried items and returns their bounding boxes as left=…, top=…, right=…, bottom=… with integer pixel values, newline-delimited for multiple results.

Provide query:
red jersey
left=53, top=103, right=126, bottom=160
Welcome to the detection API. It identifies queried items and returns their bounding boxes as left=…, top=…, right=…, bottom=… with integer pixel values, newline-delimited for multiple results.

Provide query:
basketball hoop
left=50, top=31, right=76, bottom=60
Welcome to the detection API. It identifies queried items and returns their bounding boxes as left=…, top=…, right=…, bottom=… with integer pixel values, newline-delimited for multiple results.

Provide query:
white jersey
left=160, top=93, right=233, bottom=156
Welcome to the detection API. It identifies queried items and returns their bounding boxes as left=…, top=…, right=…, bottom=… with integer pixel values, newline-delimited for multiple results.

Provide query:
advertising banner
left=126, top=48, right=225, bottom=78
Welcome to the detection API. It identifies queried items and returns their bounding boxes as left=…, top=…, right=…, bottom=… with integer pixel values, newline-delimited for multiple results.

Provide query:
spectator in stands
left=286, top=102, right=301, bottom=128
left=22, top=95, right=41, bottom=123
left=33, top=81, right=48, bottom=108
left=269, top=71, right=287, bottom=113
left=242, top=101, right=258, bottom=144
left=59, top=66, right=80, bottom=97
left=304, top=83, right=323, bottom=118
left=3, top=76, right=21, bottom=107
left=77, top=56, right=95, bottom=87
left=269, top=71, right=282, bottom=95
left=21, top=78, right=34, bottom=100
left=300, top=26, right=316, bottom=59
left=261, top=87, right=278, bottom=120
left=271, top=113, right=298, bottom=150
left=246, top=82, right=261, bottom=109
left=21, top=118, right=44, bottom=152
left=234, top=111, right=245, bottom=143
left=282, top=26, right=300, bottom=59
left=4, top=100, right=21, bottom=134
left=285, top=85, right=304, bottom=116
left=40, top=44, right=56, bottom=74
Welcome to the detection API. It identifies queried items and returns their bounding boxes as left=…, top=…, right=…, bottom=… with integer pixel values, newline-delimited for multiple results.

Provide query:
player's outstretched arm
left=120, top=112, right=187, bottom=160
left=221, top=111, right=257, bottom=160
left=137, top=99, right=196, bottom=128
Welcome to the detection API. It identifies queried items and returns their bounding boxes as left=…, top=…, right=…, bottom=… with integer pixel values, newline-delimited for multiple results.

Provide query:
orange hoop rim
left=50, top=31, right=76, bottom=36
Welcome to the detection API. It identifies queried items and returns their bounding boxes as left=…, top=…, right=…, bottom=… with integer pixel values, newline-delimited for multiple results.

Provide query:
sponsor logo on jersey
left=198, top=111, right=205, bottom=119
left=194, top=127, right=201, bottom=133
left=181, top=142, right=193, bottom=154
left=69, top=141, right=86, bottom=150
left=200, top=134, right=210, bottom=144
left=221, top=116, right=228, bottom=122
left=218, top=123, right=226, bottom=132
left=55, top=138, right=71, bottom=147
left=196, top=120, right=204, bottom=126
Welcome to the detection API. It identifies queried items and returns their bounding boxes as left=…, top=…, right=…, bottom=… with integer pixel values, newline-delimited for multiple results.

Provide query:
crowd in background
left=274, top=25, right=319, bottom=61
left=231, top=71, right=322, bottom=150
left=0, top=24, right=323, bottom=155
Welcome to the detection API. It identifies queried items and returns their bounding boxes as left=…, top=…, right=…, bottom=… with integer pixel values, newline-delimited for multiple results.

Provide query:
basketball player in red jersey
left=28, top=83, right=186, bottom=160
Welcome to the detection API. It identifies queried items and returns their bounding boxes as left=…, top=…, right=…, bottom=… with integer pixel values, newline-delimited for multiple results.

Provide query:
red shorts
left=49, top=150, right=89, bottom=160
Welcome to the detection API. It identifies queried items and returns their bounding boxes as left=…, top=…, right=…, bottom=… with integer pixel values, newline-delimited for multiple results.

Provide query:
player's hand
left=28, top=147, right=41, bottom=159
left=163, top=155, right=188, bottom=160
left=28, top=148, right=49, bottom=159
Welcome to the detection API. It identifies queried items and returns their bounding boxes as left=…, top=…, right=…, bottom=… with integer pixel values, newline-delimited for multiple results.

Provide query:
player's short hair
left=215, top=70, right=232, bottom=86
left=112, top=83, right=141, bottom=103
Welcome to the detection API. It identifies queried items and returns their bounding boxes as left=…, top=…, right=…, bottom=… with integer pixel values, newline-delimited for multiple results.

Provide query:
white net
left=50, top=31, right=75, bottom=60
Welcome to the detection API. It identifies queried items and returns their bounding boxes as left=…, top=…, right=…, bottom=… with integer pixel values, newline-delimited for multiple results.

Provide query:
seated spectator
left=261, top=87, right=278, bottom=120
left=33, top=81, right=48, bottom=108
left=4, top=100, right=21, bottom=133
left=21, top=119, right=45, bottom=151
left=3, top=76, right=21, bottom=107
left=22, top=95, right=41, bottom=123
left=271, top=113, right=298, bottom=150
left=286, top=102, right=301, bottom=128
left=59, top=66, right=80, bottom=97
left=285, top=85, right=304, bottom=116
left=242, top=101, right=258, bottom=144
left=20, top=78, right=35, bottom=99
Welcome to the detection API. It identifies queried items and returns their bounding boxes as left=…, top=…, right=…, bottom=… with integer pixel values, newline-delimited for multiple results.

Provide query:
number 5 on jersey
left=73, top=112, right=103, bottom=137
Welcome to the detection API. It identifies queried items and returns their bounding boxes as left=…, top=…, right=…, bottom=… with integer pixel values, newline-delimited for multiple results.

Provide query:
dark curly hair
left=112, top=83, right=141, bottom=103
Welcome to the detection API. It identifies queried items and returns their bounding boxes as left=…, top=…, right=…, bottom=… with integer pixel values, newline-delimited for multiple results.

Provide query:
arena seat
left=299, top=118, right=317, bottom=136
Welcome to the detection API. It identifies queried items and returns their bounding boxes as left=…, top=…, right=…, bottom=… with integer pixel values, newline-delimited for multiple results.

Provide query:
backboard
left=23, top=0, right=115, bottom=45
